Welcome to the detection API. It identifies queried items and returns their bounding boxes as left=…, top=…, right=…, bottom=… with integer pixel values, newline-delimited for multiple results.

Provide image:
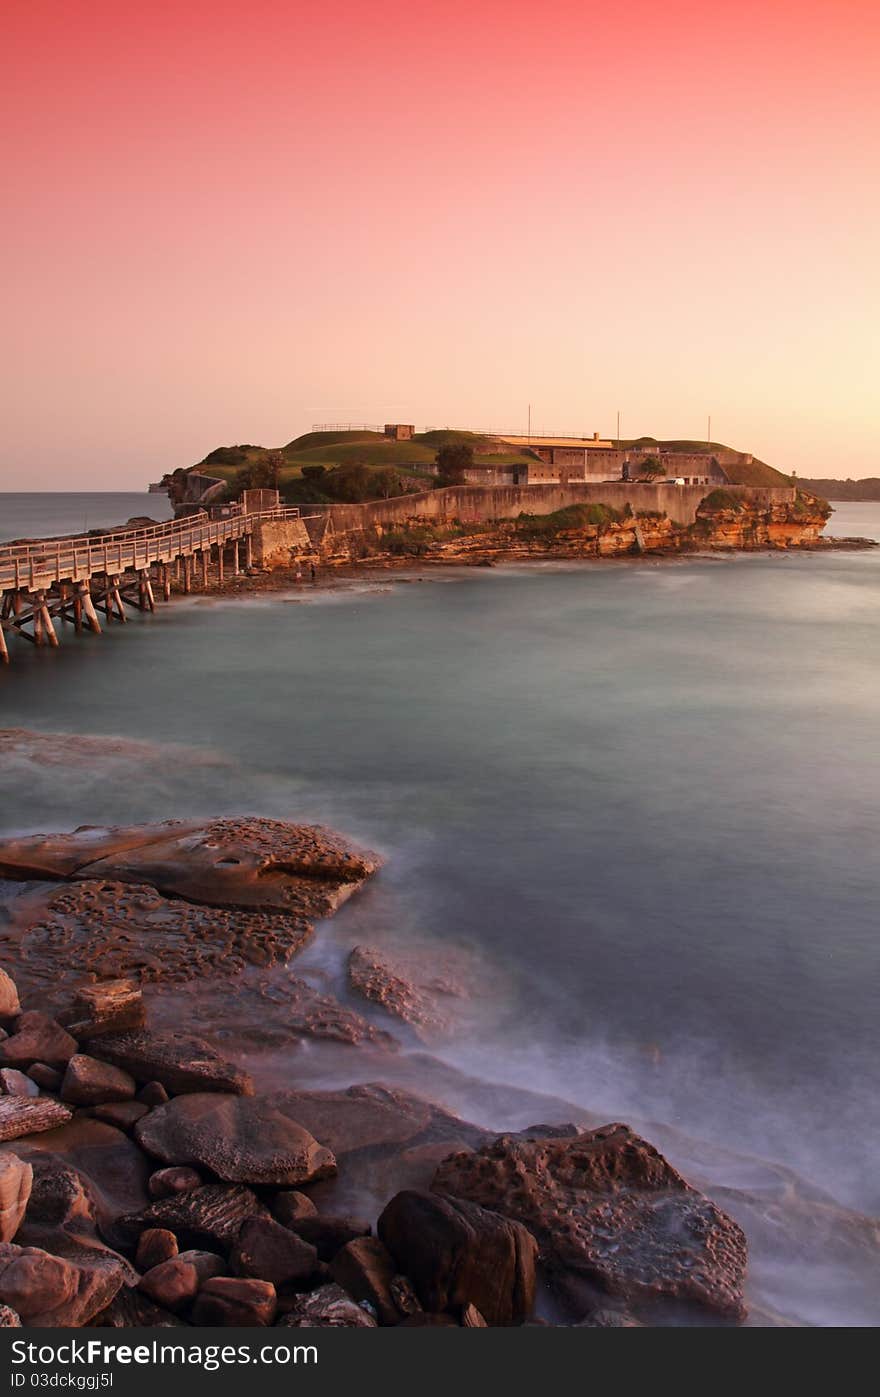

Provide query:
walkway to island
left=0, top=506, right=308, bottom=663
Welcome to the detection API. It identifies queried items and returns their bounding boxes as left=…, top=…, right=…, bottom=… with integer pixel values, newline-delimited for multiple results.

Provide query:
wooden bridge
left=0, top=507, right=305, bottom=664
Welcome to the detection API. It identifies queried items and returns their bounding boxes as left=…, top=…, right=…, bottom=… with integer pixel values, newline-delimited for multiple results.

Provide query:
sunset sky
left=3, top=0, right=878, bottom=488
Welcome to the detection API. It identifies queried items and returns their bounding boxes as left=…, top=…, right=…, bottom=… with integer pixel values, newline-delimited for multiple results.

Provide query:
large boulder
left=60, top=1055, right=136, bottom=1107
left=135, top=1094, right=336, bottom=1187
left=89, top=1031, right=253, bottom=1096
left=0, top=1155, right=32, bottom=1243
left=330, top=1237, right=398, bottom=1325
left=0, top=1013, right=77, bottom=1069
left=378, top=1189, right=537, bottom=1325
left=0, top=818, right=380, bottom=917
left=0, top=1241, right=125, bottom=1326
left=433, top=1124, right=748, bottom=1321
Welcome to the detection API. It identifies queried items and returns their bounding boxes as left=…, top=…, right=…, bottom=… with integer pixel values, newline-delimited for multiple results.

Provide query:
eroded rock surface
left=0, top=818, right=380, bottom=914
left=135, top=1093, right=336, bottom=1186
left=433, top=1123, right=748, bottom=1320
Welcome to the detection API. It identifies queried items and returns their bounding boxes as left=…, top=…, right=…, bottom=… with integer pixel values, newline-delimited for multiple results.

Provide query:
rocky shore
left=0, top=816, right=762, bottom=1329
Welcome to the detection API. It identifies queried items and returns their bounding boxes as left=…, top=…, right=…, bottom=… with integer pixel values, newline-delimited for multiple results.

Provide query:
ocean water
left=0, top=491, right=173, bottom=543
left=0, top=494, right=878, bottom=1322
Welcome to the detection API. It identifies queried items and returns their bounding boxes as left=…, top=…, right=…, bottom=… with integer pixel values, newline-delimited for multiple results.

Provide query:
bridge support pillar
left=217, top=544, right=224, bottom=583
left=162, top=564, right=171, bottom=601
left=233, top=541, right=240, bottom=576
left=201, top=550, right=209, bottom=587
left=183, top=557, right=192, bottom=594
left=76, top=581, right=102, bottom=634
left=245, top=533, right=253, bottom=570
left=0, top=596, right=8, bottom=664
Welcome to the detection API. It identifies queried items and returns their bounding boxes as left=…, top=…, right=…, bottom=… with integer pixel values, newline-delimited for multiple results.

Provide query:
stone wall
left=305, top=481, right=795, bottom=532
left=250, top=517, right=312, bottom=567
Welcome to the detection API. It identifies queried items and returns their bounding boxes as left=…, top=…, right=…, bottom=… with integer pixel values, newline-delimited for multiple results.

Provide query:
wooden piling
left=183, top=556, right=192, bottom=594
left=77, top=582, right=102, bottom=634
left=217, top=544, right=224, bottom=583
left=0, top=596, right=8, bottom=664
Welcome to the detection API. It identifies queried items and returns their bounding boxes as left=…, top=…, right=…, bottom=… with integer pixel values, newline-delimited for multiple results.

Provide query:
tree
left=233, top=451, right=282, bottom=496
left=637, top=455, right=665, bottom=481
left=435, top=442, right=474, bottom=486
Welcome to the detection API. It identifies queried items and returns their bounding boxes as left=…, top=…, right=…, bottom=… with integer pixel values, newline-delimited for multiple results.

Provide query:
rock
left=176, top=1250, right=228, bottom=1285
left=0, top=1155, right=32, bottom=1242
left=135, top=1093, right=336, bottom=1186
left=92, top=1287, right=189, bottom=1327
left=378, top=1190, right=537, bottom=1325
left=148, top=1167, right=203, bottom=1200
left=0, top=970, right=20, bottom=1021
left=138, top=1259, right=199, bottom=1312
left=5, top=1116, right=150, bottom=1233
left=119, top=1185, right=270, bottom=1253
left=0, top=1097, right=72, bottom=1142
left=0, top=1012, right=77, bottom=1069
left=231, top=1218, right=318, bottom=1287
left=139, top=1082, right=170, bottom=1107
left=89, top=1101, right=149, bottom=1130
left=0, top=1241, right=125, bottom=1326
left=61, top=1054, right=136, bottom=1107
left=136, top=1228, right=178, bottom=1271
left=26, top=1064, right=61, bottom=1092
left=89, top=1031, right=253, bottom=1096
left=330, top=1237, right=398, bottom=1326
left=0, top=1069, right=39, bottom=1097
left=348, top=944, right=460, bottom=1037
left=289, top=1215, right=371, bottom=1263
left=461, top=1303, right=487, bottom=1327
left=62, top=979, right=146, bottom=1040
left=0, top=818, right=380, bottom=915
left=271, top=1190, right=317, bottom=1227
left=6, top=1147, right=139, bottom=1299
left=0, top=1303, right=21, bottom=1325
left=433, top=1123, right=749, bottom=1320
left=276, top=1283, right=377, bottom=1328
left=191, top=1276, right=276, bottom=1327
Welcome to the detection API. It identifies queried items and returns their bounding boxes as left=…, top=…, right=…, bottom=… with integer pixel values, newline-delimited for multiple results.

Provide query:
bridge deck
left=0, top=508, right=300, bottom=591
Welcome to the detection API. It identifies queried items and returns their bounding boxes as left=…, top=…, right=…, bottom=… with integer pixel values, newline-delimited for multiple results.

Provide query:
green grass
left=515, top=503, right=623, bottom=540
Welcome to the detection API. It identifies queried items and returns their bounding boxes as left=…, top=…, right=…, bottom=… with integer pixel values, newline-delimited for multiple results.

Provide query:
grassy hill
left=796, top=477, right=880, bottom=501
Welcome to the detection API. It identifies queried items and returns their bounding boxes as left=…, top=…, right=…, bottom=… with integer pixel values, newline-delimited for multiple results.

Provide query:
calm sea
left=0, top=491, right=173, bottom=543
left=0, top=494, right=878, bottom=1322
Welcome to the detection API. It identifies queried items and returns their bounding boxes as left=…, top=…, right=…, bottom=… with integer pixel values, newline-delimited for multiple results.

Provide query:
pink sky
left=2, top=0, right=878, bottom=487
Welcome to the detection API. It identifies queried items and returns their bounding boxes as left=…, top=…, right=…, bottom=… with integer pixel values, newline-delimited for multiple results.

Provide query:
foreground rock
left=61, top=979, right=146, bottom=1040
left=135, top=1094, right=336, bottom=1186
left=0, top=1013, right=77, bottom=1069
left=378, top=1189, right=537, bottom=1325
left=231, top=1218, right=318, bottom=1287
left=60, top=1055, right=136, bottom=1107
left=0, top=1242, right=125, bottom=1326
left=89, top=1031, right=253, bottom=1096
left=0, top=1155, right=32, bottom=1242
left=0, top=970, right=20, bottom=1021
left=0, top=1098, right=72, bottom=1143
left=277, top=1284, right=377, bottom=1328
left=433, top=1124, right=748, bottom=1321
left=118, top=1185, right=270, bottom=1253
left=0, top=817, right=380, bottom=916
left=191, top=1277, right=277, bottom=1327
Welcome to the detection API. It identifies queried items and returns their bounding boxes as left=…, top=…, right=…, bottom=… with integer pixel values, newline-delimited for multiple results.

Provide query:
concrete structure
left=241, top=488, right=281, bottom=513
left=384, top=423, right=415, bottom=441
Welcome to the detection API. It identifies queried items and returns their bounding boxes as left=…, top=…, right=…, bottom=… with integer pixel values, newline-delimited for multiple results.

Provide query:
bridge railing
left=0, top=506, right=310, bottom=591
